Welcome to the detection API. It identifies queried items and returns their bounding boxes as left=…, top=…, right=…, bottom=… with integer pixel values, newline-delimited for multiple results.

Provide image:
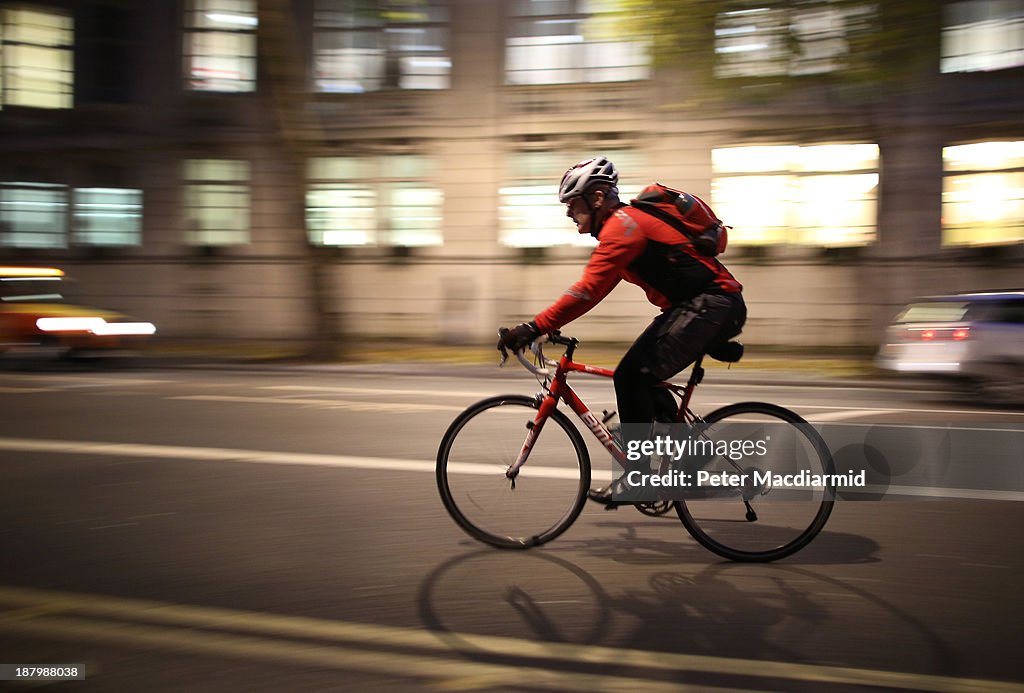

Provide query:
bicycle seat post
left=689, top=356, right=705, bottom=387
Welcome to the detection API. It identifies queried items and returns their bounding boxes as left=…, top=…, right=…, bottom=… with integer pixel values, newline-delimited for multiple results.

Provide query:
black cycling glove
left=497, top=321, right=541, bottom=354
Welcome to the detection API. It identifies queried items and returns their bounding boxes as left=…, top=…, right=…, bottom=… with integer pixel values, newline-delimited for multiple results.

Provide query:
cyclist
left=497, top=155, right=747, bottom=506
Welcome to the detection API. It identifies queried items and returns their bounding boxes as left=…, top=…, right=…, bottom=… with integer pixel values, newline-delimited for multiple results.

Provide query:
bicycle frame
left=443, top=334, right=832, bottom=559
left=504, top=338, right=707, bottom=482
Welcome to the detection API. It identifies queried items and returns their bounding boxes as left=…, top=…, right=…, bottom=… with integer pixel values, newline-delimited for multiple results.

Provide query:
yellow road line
left=0, top=585, right=1020, bottom=693
left=0, top=614, right=726, bottom=693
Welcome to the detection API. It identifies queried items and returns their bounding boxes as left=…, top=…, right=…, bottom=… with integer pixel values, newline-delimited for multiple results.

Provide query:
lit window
left=942, top=1, right=1024, bottom=73
left=314, top=1, right=451, bottom=93
left=505, top=0, right=649, bottom=85
left=0, top=7, right=74, bottom=109
left=942, top=141, right=1024, bottom=246
left=0, top=182, right=68, bottom=248
left=73, top=188, right=143, bottom=246
left=499, top=150, right=642, bottom=247
left=712, top=144, right=879, bottom=247
left=184, top=0, right=257, bottom=92
left=714, top=4, right=874, bottom=78
left=183, top=159, right=251, bottom=246
left=306, top=155, right=442, bottom=246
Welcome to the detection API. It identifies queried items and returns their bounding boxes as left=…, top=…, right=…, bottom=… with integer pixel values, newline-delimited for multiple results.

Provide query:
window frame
left=312, top=0, right=452, bottom=94
left=183, top=158, right=252, bottom=247
left=183, top=0, right=258, bottom=93
left=72, top=187, right=144, bottom=247
left=499, top=149, right=644, bottom=248
left=711, top=143, right=880, bottom=248
left=0, top=181, right=69, bottom=249
left=941, top=0, right=1024, bottom=73
left=306, top=153, right=443, bottom=247
left=712, top=3, right=875, bottom=80
left=0, top=5, right=74, bottom=109
left=504, top=0, right=650, bottom=86
left=941, top=141, right=1024, bottom=247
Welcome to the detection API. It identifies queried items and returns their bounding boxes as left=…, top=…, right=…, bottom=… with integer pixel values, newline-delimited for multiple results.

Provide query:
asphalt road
left=0, top=362, right=1022, bottom=692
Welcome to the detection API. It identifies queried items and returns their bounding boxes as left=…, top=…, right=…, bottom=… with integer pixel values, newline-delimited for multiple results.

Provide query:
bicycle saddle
left=707, top=340, right=744, bottom=363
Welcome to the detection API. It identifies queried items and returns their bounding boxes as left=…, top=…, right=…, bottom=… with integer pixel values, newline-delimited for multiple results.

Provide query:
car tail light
left=906, top=326, right=970, bottom=341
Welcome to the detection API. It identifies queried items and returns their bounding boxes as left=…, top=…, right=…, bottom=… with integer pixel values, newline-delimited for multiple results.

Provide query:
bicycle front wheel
left=437, top=395, right=591, bottom=549
left=676, top=402, right=834, bottom=562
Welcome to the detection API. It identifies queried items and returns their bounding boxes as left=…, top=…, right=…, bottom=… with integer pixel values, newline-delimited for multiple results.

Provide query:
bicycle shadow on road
left=415, top=546, right=956, bottom=683
left=562, top=517, right=880, bottom=566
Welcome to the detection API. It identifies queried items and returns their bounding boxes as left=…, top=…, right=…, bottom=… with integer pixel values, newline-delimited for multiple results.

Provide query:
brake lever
left=497, top=328, right=510, bottom=367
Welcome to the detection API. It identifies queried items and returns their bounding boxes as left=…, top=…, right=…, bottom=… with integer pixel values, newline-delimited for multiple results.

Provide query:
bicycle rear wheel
left=437, top=395, right=591, bottom=549
left=676, top=402, right=834, bottom=562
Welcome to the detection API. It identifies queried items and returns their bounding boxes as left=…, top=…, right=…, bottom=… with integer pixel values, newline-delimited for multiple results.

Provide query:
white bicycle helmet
left=558, top=156, right=619, bottom=203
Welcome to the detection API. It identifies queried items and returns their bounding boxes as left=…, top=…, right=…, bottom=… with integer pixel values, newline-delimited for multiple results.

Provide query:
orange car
left=0, top=267, right=155, bottom=357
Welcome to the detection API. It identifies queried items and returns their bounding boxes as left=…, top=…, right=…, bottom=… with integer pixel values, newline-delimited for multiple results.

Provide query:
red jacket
left=533, top=205, right=742, bottom=333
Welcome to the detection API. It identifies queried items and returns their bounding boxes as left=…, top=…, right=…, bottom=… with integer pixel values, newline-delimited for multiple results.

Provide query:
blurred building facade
left=0, top=0, right=1022, bottom=350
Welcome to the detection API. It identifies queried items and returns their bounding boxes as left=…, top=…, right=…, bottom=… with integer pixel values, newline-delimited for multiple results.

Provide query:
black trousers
left=613, top=292, right=747, bottom=424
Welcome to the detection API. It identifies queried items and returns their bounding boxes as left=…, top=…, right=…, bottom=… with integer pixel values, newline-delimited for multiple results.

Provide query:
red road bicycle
left=436, top=333, right=835, bottom=562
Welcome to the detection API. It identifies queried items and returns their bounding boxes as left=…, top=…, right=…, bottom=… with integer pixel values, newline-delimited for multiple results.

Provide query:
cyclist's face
left=566, top=190, right=606, bottom=234
left=566, top=197, right=590, bottom=234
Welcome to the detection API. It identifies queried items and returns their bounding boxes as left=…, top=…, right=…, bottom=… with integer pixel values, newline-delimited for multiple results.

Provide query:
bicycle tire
left=675, top=402, right=834, bottom=562
left=437, top=395, right=591, bottom=549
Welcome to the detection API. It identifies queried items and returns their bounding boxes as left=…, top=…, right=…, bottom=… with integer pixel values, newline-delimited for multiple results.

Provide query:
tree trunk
left=258, top=0, right=340, bottom=360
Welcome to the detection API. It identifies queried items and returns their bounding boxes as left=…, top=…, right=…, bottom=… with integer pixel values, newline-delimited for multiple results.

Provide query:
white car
left=876, top=290, right=1024, bottom=403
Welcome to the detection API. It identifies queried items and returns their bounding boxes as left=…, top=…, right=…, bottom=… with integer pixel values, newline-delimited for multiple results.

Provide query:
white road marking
left=806, top=409, right=891, bottom=422
left=2, top=373, right=1020, bottom=420
left=87, top=522, right=139, bottom=530
left=699, top=402, right=1024, bottom=418
left=850, top=485, right=1024, bottom=502
left=0, top=436, right=576, bottom=479
left=0, top=375, right=167, bottom=387
left=0, top=436, right=439, bottom=472
left=0, top=436, right=1021, bottom=500
left=261, top=384, right=499, bottom=399
left=174, top=392, right=1024, bottom=422
left=0, top=584, right=1019, bottom=693
left=169, top=394, right=466, bottom=413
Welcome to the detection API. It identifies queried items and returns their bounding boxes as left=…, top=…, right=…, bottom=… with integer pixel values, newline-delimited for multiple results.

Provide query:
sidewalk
left=138, top=339, right=917, bottom=389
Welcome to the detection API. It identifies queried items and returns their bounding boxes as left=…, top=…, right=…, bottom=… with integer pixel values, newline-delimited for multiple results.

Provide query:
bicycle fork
left=506, top=382, right=627, bottom=490
left=505, top=393, right=558, bottom=488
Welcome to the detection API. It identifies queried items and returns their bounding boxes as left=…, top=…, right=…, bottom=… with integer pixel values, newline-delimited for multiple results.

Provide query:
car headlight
left=36, top=317, right=108, bottom=332
left=36, top=317, right=156, bottom=336
left=91, top=322, right=157, bottom=336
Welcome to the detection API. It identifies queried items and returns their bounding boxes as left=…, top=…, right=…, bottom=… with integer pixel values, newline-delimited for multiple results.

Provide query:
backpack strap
left=630, top=200, right=698, bottom=241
